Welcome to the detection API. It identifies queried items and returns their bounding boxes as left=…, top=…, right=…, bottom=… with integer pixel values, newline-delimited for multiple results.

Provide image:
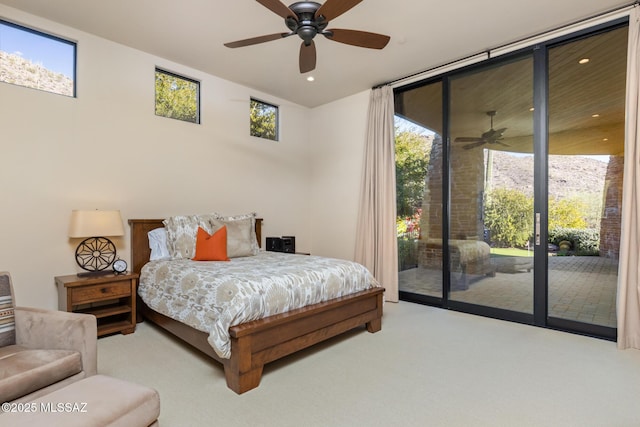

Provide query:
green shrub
left=548, top=227, right=600, bottom=255
left=397, top=238, right=418, bottom=271
left=484, top=188, right=533, bottom=248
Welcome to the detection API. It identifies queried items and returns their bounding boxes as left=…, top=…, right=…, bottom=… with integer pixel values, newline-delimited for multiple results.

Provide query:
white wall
left=308, top=91, right=370, bottom=260
left=0, top=5, right=315, bottom=308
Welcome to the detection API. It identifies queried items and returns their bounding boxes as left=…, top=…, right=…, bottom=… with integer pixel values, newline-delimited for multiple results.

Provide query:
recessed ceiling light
left=592, top=113, right=600, bottom=118
left=579, top=58, right=590, bottom=64
left=529, top=107, right=535, bottom=112
left=603, top=138, right=609, bottom=142
left=306, top=76, right=315, bottom=82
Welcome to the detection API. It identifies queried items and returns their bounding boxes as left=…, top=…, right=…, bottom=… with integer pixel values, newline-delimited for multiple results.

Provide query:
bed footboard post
left=224, top=336, right=264, bottom=394
left=365, top=290, right=383, bottom=333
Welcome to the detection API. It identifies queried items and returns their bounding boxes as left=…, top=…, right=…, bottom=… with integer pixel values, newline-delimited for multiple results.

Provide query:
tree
left=250, top=99, right=277, bottom=140
left=484, top=188, right=533, bottom=247
left=395, top=129, right=430, bottom=218
left=548, top=196, right=588, bottom=230
left=155, top=71, right=198, bottom=123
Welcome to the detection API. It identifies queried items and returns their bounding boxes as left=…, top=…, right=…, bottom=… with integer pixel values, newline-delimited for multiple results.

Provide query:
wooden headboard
left=128, top=218, right=263, bottom=275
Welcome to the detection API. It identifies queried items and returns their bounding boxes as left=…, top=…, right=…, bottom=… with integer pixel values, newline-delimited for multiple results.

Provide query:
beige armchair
left=0, top=271, right=97, bottom=404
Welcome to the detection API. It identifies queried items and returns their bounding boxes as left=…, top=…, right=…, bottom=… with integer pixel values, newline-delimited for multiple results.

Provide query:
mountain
left=0, top=51, right=73, bottom=96
left=489, top=150, right=608, bottom=199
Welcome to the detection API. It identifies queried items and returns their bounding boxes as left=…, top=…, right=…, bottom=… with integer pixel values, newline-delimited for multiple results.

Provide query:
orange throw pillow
left=192, top=226, right=230, bottom=261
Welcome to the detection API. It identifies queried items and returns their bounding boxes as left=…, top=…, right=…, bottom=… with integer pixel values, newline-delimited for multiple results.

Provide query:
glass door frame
left=444, top=52, right=535, bottom=325
left=397, top=17, right=627, bottom=341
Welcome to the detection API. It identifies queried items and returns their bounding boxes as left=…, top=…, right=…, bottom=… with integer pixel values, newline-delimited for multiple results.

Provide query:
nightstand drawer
left=70, top=281, right=131, bottom=304
left=56, top=272, right=138, bottom=337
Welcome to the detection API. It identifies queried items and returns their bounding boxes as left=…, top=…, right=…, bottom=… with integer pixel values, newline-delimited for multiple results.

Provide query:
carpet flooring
left=98, top=301, right=640, bottom=427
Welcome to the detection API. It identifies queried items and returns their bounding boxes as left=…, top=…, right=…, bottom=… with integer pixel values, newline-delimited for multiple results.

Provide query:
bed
left=129, top=217, right=384, bottom=394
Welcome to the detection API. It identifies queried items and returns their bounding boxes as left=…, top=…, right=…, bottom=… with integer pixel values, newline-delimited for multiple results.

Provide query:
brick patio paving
left=399, top=255, right=618, bottom=328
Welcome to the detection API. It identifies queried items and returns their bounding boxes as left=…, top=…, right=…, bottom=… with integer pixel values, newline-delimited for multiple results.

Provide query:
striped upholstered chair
left=0, top=272, right=97, bottom=404
left=0, top=275, right=15, bottom=347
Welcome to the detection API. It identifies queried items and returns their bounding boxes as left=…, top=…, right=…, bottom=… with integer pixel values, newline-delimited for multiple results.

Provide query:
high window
left=250, top=98, right=278, bottom=141
left=155, top=68, right=200, bottom=124
left=0, top=19, right=76, bottom=97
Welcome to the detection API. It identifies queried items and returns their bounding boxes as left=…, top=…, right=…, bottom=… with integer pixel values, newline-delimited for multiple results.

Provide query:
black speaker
left=281, top=236, right=295, bottom=253
left=266, top=237, right=283, bottom=252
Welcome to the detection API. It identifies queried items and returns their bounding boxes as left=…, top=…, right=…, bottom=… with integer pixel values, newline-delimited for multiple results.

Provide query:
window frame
left=154, top=67, right=201, bottom=124
left=0, top=19, right=77, bottom=97
left=250, top=97, right=279, bottom=141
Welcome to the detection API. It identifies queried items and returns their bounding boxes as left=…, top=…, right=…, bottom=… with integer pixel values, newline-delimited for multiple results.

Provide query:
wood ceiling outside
left=397, top=25, right=628, bottom=156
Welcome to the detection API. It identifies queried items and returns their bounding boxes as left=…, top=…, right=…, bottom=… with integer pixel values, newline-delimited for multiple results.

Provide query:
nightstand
left=55, top=272, right=138, bottom=337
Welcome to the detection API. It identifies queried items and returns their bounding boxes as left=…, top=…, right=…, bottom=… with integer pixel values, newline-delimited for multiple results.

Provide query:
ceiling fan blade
left=299, top=41, right=317, bottom=73
left=324, top=29, right=390, bottom=49
left=224, top=33, right=290, bottom=48
left=256, top=0, right=297, bottom=21
left=454, top=137, right=484, bottom=142
left=483, top=127, right=507, bottom=139
left=463, top=141, right=487, bottom=150
left=315, top=0, right=363, bottom=21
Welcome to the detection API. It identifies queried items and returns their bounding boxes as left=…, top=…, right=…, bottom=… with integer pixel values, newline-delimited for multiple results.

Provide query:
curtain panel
left=617, top=5, right=640, bottom=350
left=355, top=86, right=399, bottom=302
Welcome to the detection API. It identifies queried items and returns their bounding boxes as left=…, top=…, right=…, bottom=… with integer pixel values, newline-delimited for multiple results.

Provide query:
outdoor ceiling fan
left=224, top=0, right=391, bottom=73
left=454, top=110, right=509, bottom=150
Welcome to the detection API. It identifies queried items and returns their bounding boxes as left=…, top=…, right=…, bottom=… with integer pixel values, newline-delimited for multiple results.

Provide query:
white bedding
left=138, top=251, right=380, bottom=358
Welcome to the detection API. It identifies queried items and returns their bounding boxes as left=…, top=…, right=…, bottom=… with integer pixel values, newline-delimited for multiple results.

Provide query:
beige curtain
left=617, top=6, right=640, bottom=350
left=355, top=86, right=398, bottom=302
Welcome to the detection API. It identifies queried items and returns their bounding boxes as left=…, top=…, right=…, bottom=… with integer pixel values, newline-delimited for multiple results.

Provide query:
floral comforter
left=138, top=251, right=380, bottom=359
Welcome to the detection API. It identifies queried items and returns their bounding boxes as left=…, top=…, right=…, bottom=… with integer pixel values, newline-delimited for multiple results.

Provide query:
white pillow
left=148, top=228, right=171, bottom=261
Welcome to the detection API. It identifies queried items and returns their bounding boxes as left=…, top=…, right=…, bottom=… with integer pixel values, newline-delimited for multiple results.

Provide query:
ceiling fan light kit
left=224, top=0, right=390, bottom=73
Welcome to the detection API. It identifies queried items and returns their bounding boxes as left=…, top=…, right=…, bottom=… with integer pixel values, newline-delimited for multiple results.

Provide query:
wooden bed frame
left=128, top=219, right=384, bottom=394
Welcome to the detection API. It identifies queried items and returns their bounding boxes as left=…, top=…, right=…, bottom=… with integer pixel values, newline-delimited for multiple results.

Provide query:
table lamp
left=68, top=210, right=124, bottom=276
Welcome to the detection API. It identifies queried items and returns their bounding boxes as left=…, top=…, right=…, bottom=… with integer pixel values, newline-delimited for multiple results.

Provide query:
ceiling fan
left=224, top=0, right=391, bottom=73
left=455, top=110, right=509, bottom=150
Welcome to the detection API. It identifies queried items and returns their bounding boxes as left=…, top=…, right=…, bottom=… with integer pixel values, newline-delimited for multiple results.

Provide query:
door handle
left=535, top=212, right=541, bottom=245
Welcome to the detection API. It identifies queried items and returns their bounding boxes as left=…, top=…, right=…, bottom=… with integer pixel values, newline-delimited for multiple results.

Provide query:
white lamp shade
left=68, top=210, right=125, bottom=238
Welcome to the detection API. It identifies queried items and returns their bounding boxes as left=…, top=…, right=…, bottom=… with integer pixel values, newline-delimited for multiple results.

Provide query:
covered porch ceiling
left=396, top=25, right=627, bottom=156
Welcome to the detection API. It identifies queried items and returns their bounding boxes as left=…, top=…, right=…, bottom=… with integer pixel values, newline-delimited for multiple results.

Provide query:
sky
left=0, top=21, right=75, bottom=78
left=395, top=115, right=435, bottom=137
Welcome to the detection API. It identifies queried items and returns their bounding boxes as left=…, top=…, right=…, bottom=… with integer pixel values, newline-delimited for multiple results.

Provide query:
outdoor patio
left=399, top=255, right=618, bottom=328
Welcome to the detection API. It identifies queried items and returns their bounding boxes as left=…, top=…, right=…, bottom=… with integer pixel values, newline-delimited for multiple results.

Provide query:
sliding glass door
left=395, top=81, right=443, bottom=299
left=396, top=20, right=627, bottom=339
left=448, top=56, right=534, bottom=317
left=545, top=25, right=627, bottom=336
